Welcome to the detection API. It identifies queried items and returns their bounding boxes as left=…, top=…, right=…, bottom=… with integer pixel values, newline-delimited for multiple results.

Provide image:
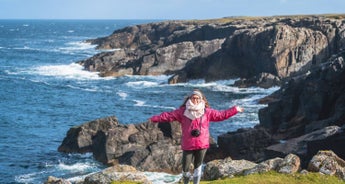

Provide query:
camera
left=191, top=129, right=200, bottom=137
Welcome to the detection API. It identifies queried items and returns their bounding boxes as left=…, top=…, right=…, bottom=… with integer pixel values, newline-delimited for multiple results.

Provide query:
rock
left=277, top=154, right=300, bottom=174
left=83, top=165, right=152, bottom=184
left=265, top=126, right=343, bottom=167
left=244, top=157, right=284, bottom=175
left=233, top=73, right=281, bottom=88
left=259, top=53, right=345, bottom=140
left=80, top=21, right=225, bottom=78
left=307, top=126, right=345, bottom=165
left=308, top=150, right=345, bottom=180
left=203, top=157, right=257, bottom=180
left=244, top=153, right=300, bottom=175
left=217, top=127, right=277, bottom=162
left=58, top=116, right=119, bottom=153
left=44, top=176, right=71, bottom=184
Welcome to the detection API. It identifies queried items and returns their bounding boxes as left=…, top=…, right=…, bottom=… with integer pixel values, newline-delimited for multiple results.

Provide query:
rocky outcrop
left=58, top=116, right=219, bottom=174
left=58, top=116, right=182, bottom=173
left=79, top=15, right=345, bottom=87
left=258, top=54, right=345, bottom=140
left=218, top=49, right=345, bottom=167
left=80, top=21, right=227, bottom=78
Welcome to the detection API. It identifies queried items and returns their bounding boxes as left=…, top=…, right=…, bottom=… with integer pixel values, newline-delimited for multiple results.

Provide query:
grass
left=181, top=13, right=345, bottom=25
left=201, top=171, right=345, bottom=184
left=109, top=171, right=345, bottom=184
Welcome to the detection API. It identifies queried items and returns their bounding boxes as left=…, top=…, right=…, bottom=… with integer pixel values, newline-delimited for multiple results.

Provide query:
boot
left=193, top=175, right=201, bottom=184
left=182, top=172, right=191, bottom=184
left=183, top=176, right=190, bottom=184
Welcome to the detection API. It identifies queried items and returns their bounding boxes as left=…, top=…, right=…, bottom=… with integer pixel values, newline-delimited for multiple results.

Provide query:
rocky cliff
left=79, top=15, right=345, bottom=87
left=219, top=49, right=345, bottom=168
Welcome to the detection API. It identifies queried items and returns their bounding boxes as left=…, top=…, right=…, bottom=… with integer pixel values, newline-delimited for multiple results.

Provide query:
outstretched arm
left=208, top=106, right=244, bottom=122
left=149, top=108, right=182, bottom=123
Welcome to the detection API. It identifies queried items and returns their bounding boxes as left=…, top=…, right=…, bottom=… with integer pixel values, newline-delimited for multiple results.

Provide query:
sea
left=0, top=19, right=279, bottom=184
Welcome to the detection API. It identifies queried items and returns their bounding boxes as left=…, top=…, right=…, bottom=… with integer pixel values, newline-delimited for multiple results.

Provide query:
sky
left=0, top=0, right=344, bottom=20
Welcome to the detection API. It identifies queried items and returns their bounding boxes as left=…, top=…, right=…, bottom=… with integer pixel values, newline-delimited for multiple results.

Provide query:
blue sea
left=0, top=19, right=279, bottom=184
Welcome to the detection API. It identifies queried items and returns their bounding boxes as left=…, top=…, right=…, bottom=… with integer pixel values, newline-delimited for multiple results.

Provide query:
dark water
left=0, top=20, right=278, bottom=183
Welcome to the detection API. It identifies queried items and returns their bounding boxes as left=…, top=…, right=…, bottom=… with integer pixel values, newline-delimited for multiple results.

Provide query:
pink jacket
left=150, top=106, right=239, bottom=151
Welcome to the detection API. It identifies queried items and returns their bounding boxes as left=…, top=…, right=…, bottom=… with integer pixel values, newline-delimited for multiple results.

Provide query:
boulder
left=244, top=153, right=300, bottom=175
left=203, top=157, right=257, bottom=180
left=44, top=176, right=71, bottom=184
left=83, top=165, right=152, bottom=184
left=217, top=127, right=277, bottom=162
left=308, top=150, right=345, bottom=180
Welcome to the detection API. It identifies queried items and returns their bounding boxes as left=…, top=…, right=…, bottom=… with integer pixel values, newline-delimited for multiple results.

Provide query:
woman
left=149, top=89, right=244, bottom=184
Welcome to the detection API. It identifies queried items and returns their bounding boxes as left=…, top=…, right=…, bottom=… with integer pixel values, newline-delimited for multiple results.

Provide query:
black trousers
left=182, top=149, right=207, bottom=172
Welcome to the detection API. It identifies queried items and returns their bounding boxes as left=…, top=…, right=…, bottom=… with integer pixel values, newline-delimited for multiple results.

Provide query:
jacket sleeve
left=150, top=108, right=182, bottom=123
left=208, top=106, right=239, bottom=122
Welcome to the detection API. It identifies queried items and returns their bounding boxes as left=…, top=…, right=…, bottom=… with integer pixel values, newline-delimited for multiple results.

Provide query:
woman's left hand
left=235, top=106, right=244, bottom=112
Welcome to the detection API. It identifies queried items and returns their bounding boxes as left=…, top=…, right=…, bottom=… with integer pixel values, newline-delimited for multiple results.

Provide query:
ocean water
left=0, top=20, right=279, bottom=184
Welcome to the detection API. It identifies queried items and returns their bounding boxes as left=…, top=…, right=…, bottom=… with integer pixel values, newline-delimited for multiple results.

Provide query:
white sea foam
left=57, top=162, right=96, bottom=172
left=145, top=172, right=181, bottom=184
left=117, top=91, right=128, bottom=99
left=133, top=99, right=175, bottom=110
left=65, top=84, right=99, bottom=92
left=62, top=41, right=97, bottom=51
left=15, top=171, right=45, bottom=184
left=134, top=100, right=146, bottom=106
left=67, top=173, right=95, bottom=183
left=125, top=80, right=160, bottom=88
left=32, top=63, right=103, bottom=80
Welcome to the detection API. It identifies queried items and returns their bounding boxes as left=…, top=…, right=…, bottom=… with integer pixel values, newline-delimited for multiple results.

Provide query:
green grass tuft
left=110, top=171, right=345, bottom=183
left=201, top=171, right=345, bottom=184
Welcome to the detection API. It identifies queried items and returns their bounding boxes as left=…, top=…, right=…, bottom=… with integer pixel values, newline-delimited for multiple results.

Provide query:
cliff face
left=215, top=51, right=345, bottom=170
left=79, top=15, right=345, bottom=85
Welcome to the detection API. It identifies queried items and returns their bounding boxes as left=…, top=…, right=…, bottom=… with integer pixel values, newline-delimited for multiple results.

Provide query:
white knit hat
left=190, top=90, right=203, bottom=99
